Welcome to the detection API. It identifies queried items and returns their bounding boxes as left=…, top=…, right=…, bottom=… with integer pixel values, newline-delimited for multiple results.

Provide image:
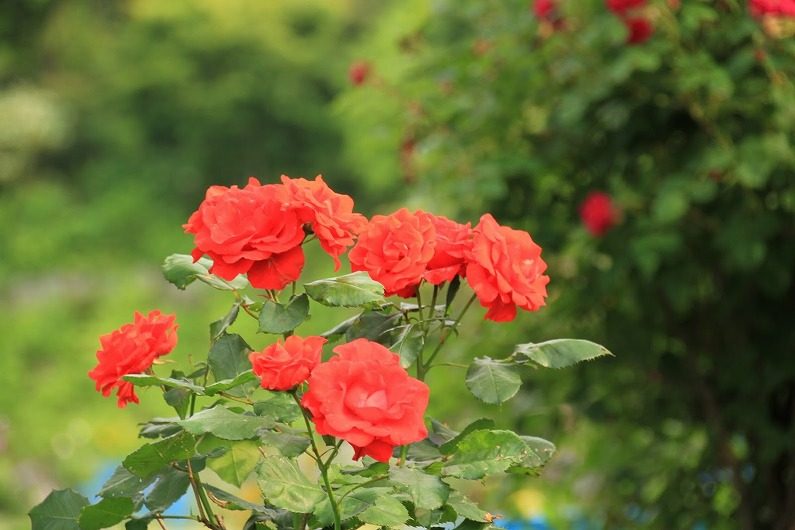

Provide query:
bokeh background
left=3, top=0, right=795, bottom=529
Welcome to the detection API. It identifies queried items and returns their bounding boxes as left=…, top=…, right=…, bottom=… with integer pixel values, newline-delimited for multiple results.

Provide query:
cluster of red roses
left=186, top=175, right=550, bottom=323
left=533, top=0, right=654, bottom=44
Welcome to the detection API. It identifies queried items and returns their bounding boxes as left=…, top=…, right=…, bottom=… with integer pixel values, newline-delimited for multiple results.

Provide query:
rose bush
left=30, top=176, right=610, bottom=530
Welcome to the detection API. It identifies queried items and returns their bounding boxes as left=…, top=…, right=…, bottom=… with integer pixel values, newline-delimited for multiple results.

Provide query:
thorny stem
left=293, top=393, right=342, bottom=530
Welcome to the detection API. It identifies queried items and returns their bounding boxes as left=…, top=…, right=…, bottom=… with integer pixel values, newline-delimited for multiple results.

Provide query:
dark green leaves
left=258, top=294, right=310, bottom=334
left=178, top=406, right=273, bottom=440
left=513, top=339, right=613, bottom=369
left=123, top=431, right=196, bottom=478
left=389, top=466, right=450, bottom=510
left=465, top=358, right=521, bottom=404
left=199, top=437, right=261, bottom=487
left=304, top=272, right=385, bottom=307
left=257, top=456, right=325, bottom=513
left=79, top=497, right=135, bottom=530
left=29, top=489, right=89, bottom=530
left=208, top=333, right=253, bottom=389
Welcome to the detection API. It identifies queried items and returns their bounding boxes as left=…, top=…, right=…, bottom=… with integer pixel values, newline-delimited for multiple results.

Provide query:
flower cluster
left=88, top=311, right=178, bottom=407
left=184, top=175, right=366, bottom=290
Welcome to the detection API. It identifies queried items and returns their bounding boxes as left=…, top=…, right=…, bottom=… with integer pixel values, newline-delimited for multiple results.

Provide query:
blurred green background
left=3, top=0, right=795, bottom=529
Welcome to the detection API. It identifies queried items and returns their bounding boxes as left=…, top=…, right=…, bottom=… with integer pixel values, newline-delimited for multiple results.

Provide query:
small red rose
left=349, top=61, right=371, bottom=86
left=250, top=335, right=327, bottom=391
left=579, top=191, right=619, bottom=236
left=301, top=339, right=429, bottom=462
left=533, top=0, right=556, bottom=19
left=349, top=208, right=436, bottom=297
left=606, top=0, right=646, bottom=14
left=624, top=16, right=654, bottom=44
left=88, top=311, right=178, bottom=408
left=466, top=214, right=549, bottom=322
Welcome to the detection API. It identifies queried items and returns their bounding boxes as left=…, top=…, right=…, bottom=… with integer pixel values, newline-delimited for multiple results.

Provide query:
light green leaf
left=357, top=492, right=410, bottom=526
left=304, top=272, right=385, bottom=307
left=513, top=339, right=613, bottom=369
left=78, top=497, right=134, bottom=530
left=465, top=358, right=522, bottom=404
left=123, top=432, right=197, bottom=478
left=29, top=489, right=90, bottom=530
left=257, top=456, right=325, bottom=513
left=253, top=392, right=302, bottom=423
left=391, top=324, right=425, bottom=369
left=446, top=490, right=490, bottom=522
left=144, top=469, right=190, bottom=513
left=259, top=430, right=310, bottom=457
left=442, top=430, right=530, bottom=480
left=204, top=371, right=257, bottom=396
left=507, top=436, right=557, bottom=474
left=122, top=374, right=205, bottom=394
left=201, top=437, right=261, bottom=487
left=319, top=314, right=360, bottom=340
left=258, top=294, right=310, bottom=334
left=97, top=466, right=154, bottom=507
left=203, top=485, right=280, bottom=516
left=178, top=406, right=273, bottom=440
left=389, top=466, right=449, bottom=510
left=439, top=418, right=496, bottom=455
left=162, top=254, right=248, bottom=291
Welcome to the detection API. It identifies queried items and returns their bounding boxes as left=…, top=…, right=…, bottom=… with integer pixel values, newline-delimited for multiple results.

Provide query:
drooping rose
left=424, top=214, right=473, bottom=285
left=579, top=191, right=619, bottom=236
left=624, top=16, right=654, bottom=44
left=750, top=0, right=795, bottom=17
left=606, top=0, right=646, bottom=13
left=466, top=214, right=549, bottom=322
left=184, top=178, right=306, bottom=290
left=349, top=61, right=371, bottom=86
left=349, top=208, right=436, bottom=297
left=301, top=339, right=429, bottom=462
left=88, top=311, right=178, bottom=408
left=280, top=175, right=367, bottom=269
left=250, top=335, right=326, bottom=391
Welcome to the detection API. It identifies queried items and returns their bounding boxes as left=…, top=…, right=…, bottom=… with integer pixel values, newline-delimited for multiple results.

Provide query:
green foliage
left=178, top=406, right=274, bottom=440
left=257, top=456, right=325, bottom=513
left=29, top=489, right=89, bottom=530
left=304, top=272, right=386, bottom=307
left=258, top=294, right=311, bottom=334
left=79, top=497, right=135, bottom=530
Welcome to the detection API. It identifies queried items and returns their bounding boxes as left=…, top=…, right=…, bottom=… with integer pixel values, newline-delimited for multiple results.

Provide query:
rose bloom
left=88, top=311, right=178, bottom=408
left=466, top=214, right=550, bottom=322
left=424, top=214, right=473, bottom=285
left=533, top=0, right=555, bottom=19
left=349, top=61, right=371, bottom=86
left=184, top=178, right=306, bottom=290
left=301, top=339, right=429, bottom=462
left=280, top=175, right=367, bottom=270
left=606, top=0, right=646, bottom=13
left=624, top=16, right=654, bottom=44
left=579, top=191, right=619, bottom=236
left=349, top=208, right=436, bottom=297
left=750, top=0, right=795, bottom=16
left=249, top=335, right=326, bottom=391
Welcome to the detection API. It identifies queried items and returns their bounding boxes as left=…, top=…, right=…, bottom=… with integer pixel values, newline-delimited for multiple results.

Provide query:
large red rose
left=301, top=339, right=429, bottom=462
left=579, top=191, right=618, bottom=236
left=249, top=335, right=326, bottom=391
left=750, top=0, right=795, bottom=16
left=466, top=214, right=549, bottom=322
left=280, top=175, right=367, bottom=270
left=88, top=311, right=178, bottom=408
left=184, top=178, right=306, bottom=290
left=424, top=214, right=473, bottom=285
left=349, top=208, right=436, bottom=297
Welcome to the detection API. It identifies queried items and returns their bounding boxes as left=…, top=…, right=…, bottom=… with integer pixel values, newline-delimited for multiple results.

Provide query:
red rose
left=349, top=208, right=436, bottom=297
left=249, top=335, right=326, bottom=391
left=749, top=0, right=795, bottom=16
left=624, top=16, right=654, bottom=44
left=184, top=178, right=306, bottom=290
left=349, top=61, right=371, bottom=86
left=466, top=214, right=549, bottom=322
left=533, top=0, right=555, bottom=19
left=606, top=0, right=646, bottom=13
left=88, top=311, right=178, bottom=408
left=424, top=214, right=473, bottom=285
left=579, top=191, right=619, bottom=236
left=280, top=175, right=367, bottom=270
left=301, top=339, right=429, bottom=462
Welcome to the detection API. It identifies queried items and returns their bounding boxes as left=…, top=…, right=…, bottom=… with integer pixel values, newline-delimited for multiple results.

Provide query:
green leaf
left=122, top=374, right=205, bottom=394
left=253, top=392, right=302, bottom=423
left=29, top=489, right=89, bottom=530
left=446, top=491, right=489, bottom=523
left=178, top=406, right=274, bottom=440
left=345, top=311, right=402, bottom=342
left=208, top=334, right=253, bottom=395
left=144, top=469, right=190, bottom=513
left=79, top=497, right=134, bottom=530
left=98, top=466, right=154, bottom=507
left=513, top=339, right=613, bottom=369
left=304, top=272, right=385, bottom=307
left=389, top=466, right=450, bottom=510
left=507, top=436, right=557, bottom=474
left=204, top=371, right=258, bottom=396
left=204, top=485, right=280, bottom=516
left=257, top=456, right=325, bottom=513
left=465, top=358, right=522, bottom=404
left=200, top=437, right=261, bottom=487
left=391, top=324, right=425, bottom=369
left=123, top=431, right=197, bottom=478
left=125, top=519, right=150, bottom=530
left=357, top=492, right=410, bottom=526
left=439, top=418, right=496, bottom=455
left=442, top=430, right=530, bottom=479
left=258, top=294, right=310, bottom=334
left=164, top=387, right=191, bottom=419
left=311, top=486, right=384, bottom=526
left=319, top=314, right=360, bottom=340
left=259, top=430, right=310, bottom=457
left=162, top=254, right=248, bottom=291
left=210, top=303, right=241, bottom=341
